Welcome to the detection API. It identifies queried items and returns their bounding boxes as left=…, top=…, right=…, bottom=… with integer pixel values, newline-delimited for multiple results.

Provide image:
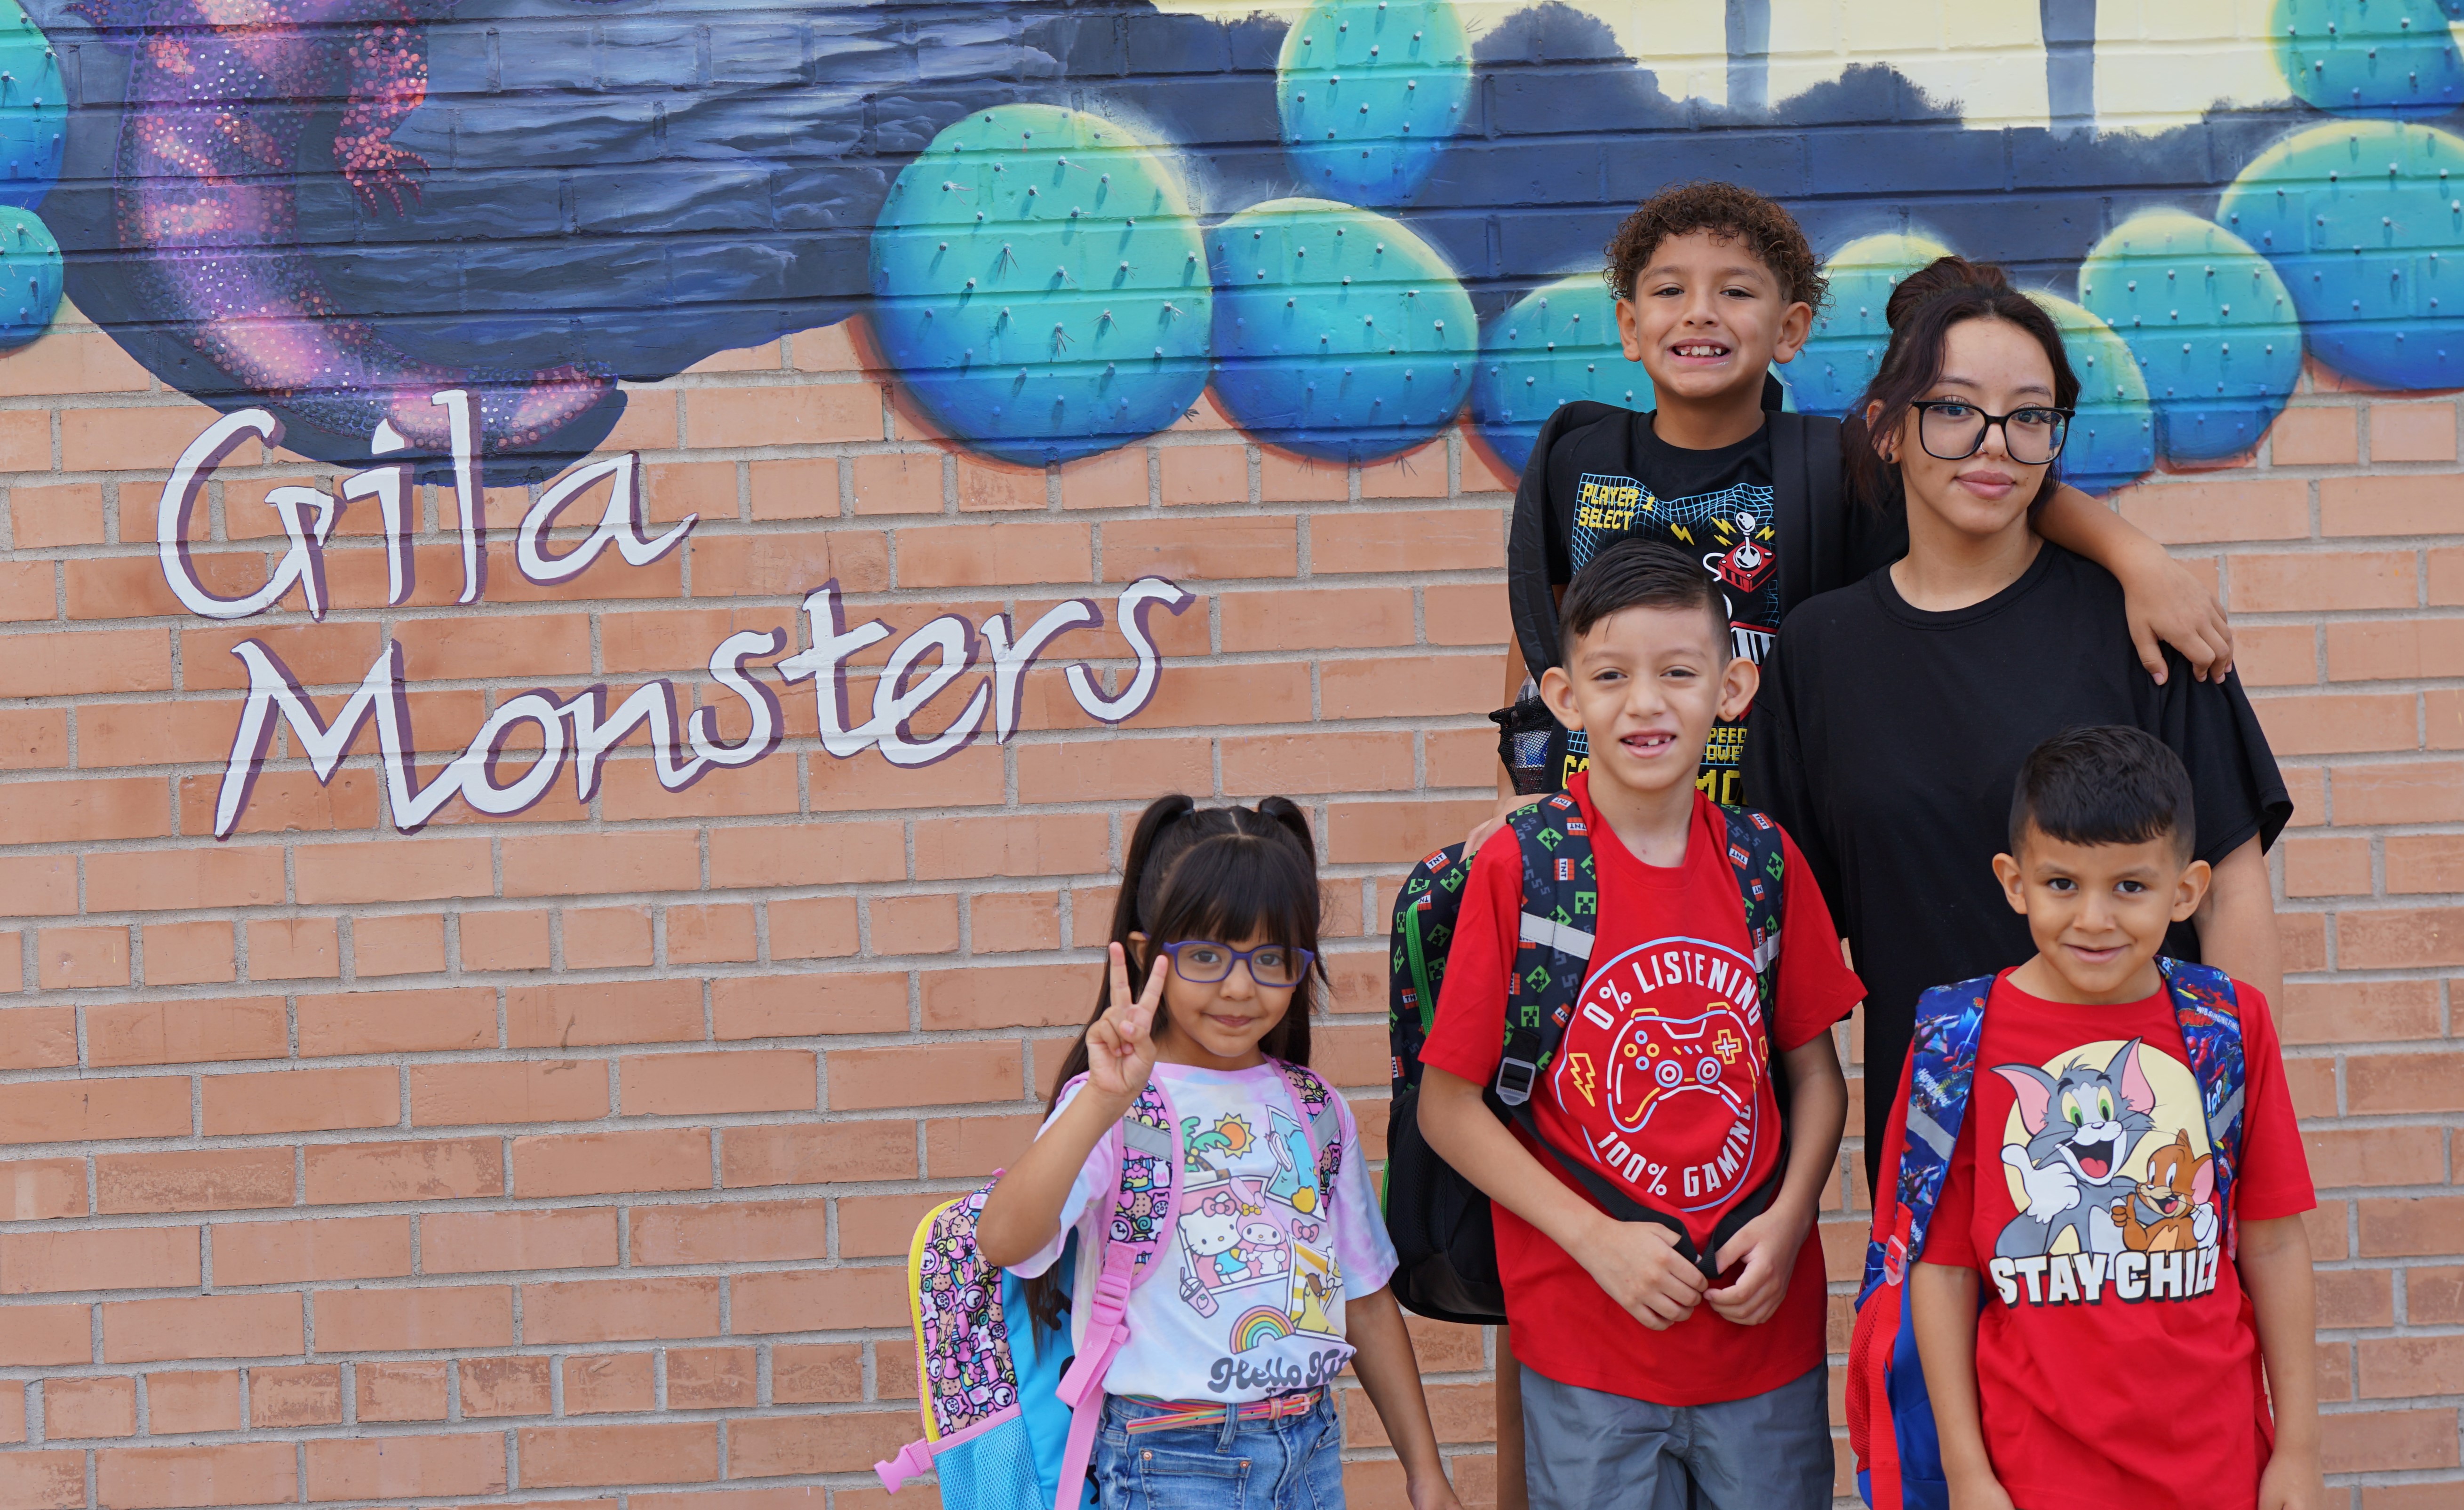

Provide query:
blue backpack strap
left=2158, top=957, right=2247, bottom=1249
left=1858, top=975, right=1995, bottom=1306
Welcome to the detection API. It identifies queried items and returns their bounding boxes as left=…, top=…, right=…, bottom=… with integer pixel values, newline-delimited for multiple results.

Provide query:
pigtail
left=1249, top=795, right=1319, bottom=866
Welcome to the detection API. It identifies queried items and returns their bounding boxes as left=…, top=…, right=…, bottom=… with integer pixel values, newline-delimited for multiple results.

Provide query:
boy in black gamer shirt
left=1419, top=540, right=1863, bottom=1510
left=1742, top=256, right=2291, bottom=1190
left=1898, top=727, right=2319, bottom=1510
left=1485, top=181, right=2233, bottom=828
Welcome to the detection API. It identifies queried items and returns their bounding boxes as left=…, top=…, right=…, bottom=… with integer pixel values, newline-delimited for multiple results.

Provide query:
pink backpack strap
left=1051, top=1077, right=1180, bottom=1510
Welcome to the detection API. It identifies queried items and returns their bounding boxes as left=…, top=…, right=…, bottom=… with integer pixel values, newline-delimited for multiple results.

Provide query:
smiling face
left=1614, top=229, right=1811, bottom=408
left=1872, top=315, right=2060, bottom=545
left=1146, top=930, right=1300, bottom=1072
left=1539, top=600, right=1757, bottom=805
left=1993, top=824, right=2211, bottom=1003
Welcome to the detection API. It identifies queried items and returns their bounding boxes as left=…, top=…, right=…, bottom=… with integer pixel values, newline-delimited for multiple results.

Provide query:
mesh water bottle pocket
left=931, top=1413, right=1047, bottom=1510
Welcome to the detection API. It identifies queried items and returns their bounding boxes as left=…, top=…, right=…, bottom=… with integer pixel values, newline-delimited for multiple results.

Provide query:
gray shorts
left=1518, top=1362, right=1833, bottom=1510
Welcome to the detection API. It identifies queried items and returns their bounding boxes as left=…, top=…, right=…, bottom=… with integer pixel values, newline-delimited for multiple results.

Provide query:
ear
left=1539, top=663, right=1584, bottom=732
left=1715, top=653, right=1760, bottom=723
left=1994, top=1063, right=2058, bottom=1135
left=2191, top=1153, right=2214, bottom=1205
left=1865, top=399, right=1898, bottom=462
left=2170, top=857, right=2212, bottom=923
left=1991, top=852, right=2028, bottom=915
left=1614, top=294, right=1646, bottom=364
left=1772, top=300, right=1814, bottom=362
left=2110, top=1038, right=2157, bottom=1116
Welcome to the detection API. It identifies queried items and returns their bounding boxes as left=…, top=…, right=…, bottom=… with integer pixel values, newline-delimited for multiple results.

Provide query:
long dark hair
left=1842, top=255, right=2083, bottom=518
left=1024, top=795, right=1324, bottom=1329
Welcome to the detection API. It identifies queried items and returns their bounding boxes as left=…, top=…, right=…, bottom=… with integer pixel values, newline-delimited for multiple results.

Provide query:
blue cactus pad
left=2029, top=292, right=2156, bottom=496
left=1793, top=233, right=1954, bottom=416
left=2272, top=0, right=2464, bottom=117
left=0, top=0, right=61, bottom=211
left=2220, top=119, right=2464, bottom=392
left=2080, top=212, right=2303, bottom=463
left=1472, top=274, right=1646, bottom=475
left=1206, top=197, right=1475, bottom=462
left=868, top=105, right=1211, bottom=466
left=0, top=204, right=59, bottom=349
left=1279, top=0, right=1472, bottom=206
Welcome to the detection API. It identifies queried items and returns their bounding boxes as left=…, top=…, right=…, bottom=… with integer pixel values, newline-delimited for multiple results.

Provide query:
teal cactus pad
left=1793, top=233, right=1954, bottom=417
left=2080, top=212, right=2302, bottom=463
left=0, top=205, right=59, bottom=350
left=1206, top=197, right=1475, bottom=462
left=1278, top=0, right=1472, bottom=206
left=2220, top=118, right=2464, bottom=392
left=868, top=105, right=1211, bottom=465
left=0, top=0, right=60, bottom=211
left=2029, top=292, right=2156, bottom=497
left=2272, top=0, right=2464, bottom=117
left=1472, top=274, right=1646, bottom=474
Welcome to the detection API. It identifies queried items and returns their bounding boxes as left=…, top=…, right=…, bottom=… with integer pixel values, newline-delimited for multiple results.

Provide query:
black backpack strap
left=1767, top=411, right=1847, bottom=612
left=1508, top=401, right=1630, bottom=678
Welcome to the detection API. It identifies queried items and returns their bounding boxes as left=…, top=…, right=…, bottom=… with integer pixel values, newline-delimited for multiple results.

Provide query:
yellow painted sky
left=1149, top=0, right=2420, bottom=132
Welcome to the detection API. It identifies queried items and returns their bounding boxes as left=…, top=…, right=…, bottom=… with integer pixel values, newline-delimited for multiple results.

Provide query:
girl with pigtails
left=977, top=795, right=1461, bottom=1510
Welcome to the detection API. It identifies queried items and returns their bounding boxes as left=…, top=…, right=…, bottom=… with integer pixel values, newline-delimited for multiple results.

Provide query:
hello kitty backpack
left=876, top=1064, right=1341, bottom=1510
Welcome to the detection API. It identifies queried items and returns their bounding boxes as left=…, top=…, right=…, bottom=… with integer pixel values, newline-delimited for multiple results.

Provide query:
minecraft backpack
left=1382, top=789, right=1789, bottom=1324
left=1847, top=958, right=2248, bottom=1510
left=876, top=1065, right=1340, bottom=1510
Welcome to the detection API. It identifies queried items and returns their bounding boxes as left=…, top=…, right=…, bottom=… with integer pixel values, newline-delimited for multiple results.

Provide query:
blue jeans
left=1090, top=1391, right=1347, bottom=1510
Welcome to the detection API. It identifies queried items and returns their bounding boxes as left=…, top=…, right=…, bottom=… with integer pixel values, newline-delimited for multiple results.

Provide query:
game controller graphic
left=1601, top=1001, right=1761, bottom=1137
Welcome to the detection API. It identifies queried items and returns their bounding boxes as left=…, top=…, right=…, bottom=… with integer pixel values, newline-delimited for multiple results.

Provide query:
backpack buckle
left=1495, top=1057, right=1537, bottom=1107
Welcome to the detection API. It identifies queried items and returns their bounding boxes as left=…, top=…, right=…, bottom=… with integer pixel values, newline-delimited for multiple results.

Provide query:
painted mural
left=6, top=0, right=2464, bottom=485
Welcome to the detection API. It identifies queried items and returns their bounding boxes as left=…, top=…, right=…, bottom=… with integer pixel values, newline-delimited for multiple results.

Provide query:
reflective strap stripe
left=1120, top=1120, right=1172, bottom=1159
left=1905, top=1104, right=1956, bottom=1162
left=1752, top=930, right=1779, bottom=975
left=1518, top=911, right=1594, bottom=958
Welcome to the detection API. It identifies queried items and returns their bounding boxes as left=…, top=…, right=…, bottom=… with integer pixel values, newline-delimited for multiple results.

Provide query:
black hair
left=1559, top=536, right=1729, bottom=654
left=2008, top=726, right=2196, bottom=861
left=1603, top=179, right=1828, bottom=313
left=1842, top=255, right=2083, bottom=518
left=1024, top=794, right=1323, bottom=1329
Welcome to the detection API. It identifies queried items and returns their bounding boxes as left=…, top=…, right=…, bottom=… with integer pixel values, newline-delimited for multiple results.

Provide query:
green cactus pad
left=2079, top=211, right=2302, bottom=462
left=869, top=104, right=1211, bottom=465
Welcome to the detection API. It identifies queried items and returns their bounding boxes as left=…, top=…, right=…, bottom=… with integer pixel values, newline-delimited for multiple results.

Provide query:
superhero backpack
left=875, top=1064, right=1340, bottom=1510
left=1382, top=789, right=1789, bottom=1324
left=1846, top=959, right=2248, bottom=1510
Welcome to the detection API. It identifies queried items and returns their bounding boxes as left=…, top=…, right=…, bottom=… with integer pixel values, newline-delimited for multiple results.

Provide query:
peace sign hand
left=1085, top=941, right=1165, bottom=1109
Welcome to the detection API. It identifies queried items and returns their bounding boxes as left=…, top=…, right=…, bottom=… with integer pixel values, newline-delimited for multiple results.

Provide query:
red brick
left=303, top=1138, right=503, bottom=1205
left=43, top=1375, right=134, bottom=1438
left=351, top=914, right=447, bottom=977
left=772, top=1343, right=865, bottom=1403
left=518, top=1422, right=718, bottom=1487
left=1103, top=515, right=1296, bottom=580
left=101, top=1293, right=301, bottom=1363
left=2346, top=1053, right=2464, bottom=1115
left=422, top=1208, right=617, bottom=1274
left=753, top=456, right=844, bottom=522
left=923, top=1114, right=1045, bottom=1181
left=2340, top=907, right=2464, bottom=969
left=313, top=1286, right=511, bottom=1352
left=2228, top=550, right=2416, bottom=612
left=1016, top=736, right=1210, bottom=805
left=95, top=1443, right=297, bottom=1509
left=293, top=837, right=493, bottom=904
left=355, top=1360, right=448, bottom=1423
left=202, top=1065, right=396, bottom=1135
left=0, top=1078, right=189, bottom=1145
left=729, top=1412, right=917, bottom=1478
left=461, top=908, right=551, bottom=970
left=759, top=897, right=862, bottom=962
left=0, top=856, right=74, bottom=919
left=957, top=457, right=1051, bottom=512
left=972, top=891, right=1061, bottom=953
left=837, top=1192, right=944, bottom=1258
left=296, top=985, right=495, bottom=1056
left=139, top=921, right=235, bottom=986
left=895, top=521, right=1089, bottom=589
left=1313, top=508, right=1503, bottom=573
left=458, top=1355, right=552, bottom=1418
left=1154, top=444, right=1245, bottom=506
left=0, top=1159, right=84, bottom=1221
left=828, top=1043, right=1022, bottom=1111
left=2302, top=1126, right=2446, bottom=1187
left=303, top=1433, right=507, bottom=1502
left=248, top=1363, right=341, bottom=1428
left=0, top=630, right=173, bottom=698
left=509, top=979, right=701, bottom=1049
left=2249, top=693, right=2419, bottom=756
left=0, top=1226, right=196, bottom=1295
left=668, top=903, right=757, bottom=964
left=512, top=1129, right=710, bottom=1198
left=848, top=452, right=943, bottom=516
left=2328, top=619, right=2464, bottom=682
left=145, top=1371, right=241, bottom=1433
left=666, top=1346, right=757, bottom=1408
left=620, top=1050, right=813, bottom=1116
left=502, top=832, right=701, bottom=898
left=563, top=1351, right=656, bottom=1414
left=74, top=701, right=247, bottom=769
left=1357, top=439, right=1453, bottom=500
left=0, top=559, right=49, bottom=622
left=911, top=813, right=1108, bottom=880
left=730, top=1267, right=907, bottom=1334
left=0, top=1304, right=88, bottom=1367
left=94, top=1148, right=291, bottom=1215
left=2389, top=834, right=2464, bottom=893
left=409, top=1060, right=608, bottom=1127
left=686, top=383, right=879, bottom=446
left=2359, top=1195, right=2464, bottom=1258
left=1323, top=654, right=1497, bottom=718
left=2320, top=1408, right=2461, bottom=1474
left=522, top=1275, right=719, bottom=1343
left=0, top=1009, right=75, bottom=1071
left=628, top=1200, right=828, bottom=1266
left=2335, top=763, right=2463, bottom=825
left=0, top=707, right=66, bottom=770
left=36, top=924, right=128, bottom=989
left=210, top=1216, right=411, bottom=1286
left=812, top=742, right=1005, bottom=812
left=712, top=972, right=906, bottom=1040
left=87, top=996, right=286, bottom=1067
left=709, top=820, right=906, bottom=887
left=1325, top=798, right=1501, bottom=865
left=720, top=1121, right=917, bottom=1187
left=2266, top=405, right=2357, bottom=464
left=688, top=528, right=888, bottom=596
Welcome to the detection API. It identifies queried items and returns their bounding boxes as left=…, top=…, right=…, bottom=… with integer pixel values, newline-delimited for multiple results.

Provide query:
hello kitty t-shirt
left=1009, top=1060, right=1395, bottom=1403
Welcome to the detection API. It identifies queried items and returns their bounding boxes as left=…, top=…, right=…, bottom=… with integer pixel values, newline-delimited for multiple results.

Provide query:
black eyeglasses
left=1913, top=400, right=2073, bottom=465
left=1155, top=940, right=1314, bottom=987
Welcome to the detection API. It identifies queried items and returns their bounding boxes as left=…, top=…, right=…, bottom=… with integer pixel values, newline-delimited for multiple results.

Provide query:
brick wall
left=1, top=304, right=2461, bottom=1510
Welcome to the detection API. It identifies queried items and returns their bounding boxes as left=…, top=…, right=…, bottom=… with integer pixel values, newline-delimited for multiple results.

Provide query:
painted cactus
left=1278, top=0, right=1472, bottom=207
left=1473, top=274, right=1647, bottom=476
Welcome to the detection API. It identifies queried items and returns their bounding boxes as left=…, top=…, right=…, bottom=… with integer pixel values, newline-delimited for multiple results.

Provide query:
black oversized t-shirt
left=1742, top=542, right=2292, bottom=1176
left=1529, top=409, right=1902, bottom=803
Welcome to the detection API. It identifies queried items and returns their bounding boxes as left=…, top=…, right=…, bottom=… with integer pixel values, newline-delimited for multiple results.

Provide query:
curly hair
left=1601, top=181, right=1827, bottom=315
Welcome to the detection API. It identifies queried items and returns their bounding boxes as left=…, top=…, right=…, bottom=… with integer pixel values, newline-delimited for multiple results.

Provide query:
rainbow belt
left=1121, top=1388, right=1324, bottom=1434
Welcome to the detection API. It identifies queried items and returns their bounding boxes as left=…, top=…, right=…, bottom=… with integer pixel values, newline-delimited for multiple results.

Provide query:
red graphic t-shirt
left=1420, top=775, right=1864, bottom=1405
left=1914, top=971, right=2315, bottom=1509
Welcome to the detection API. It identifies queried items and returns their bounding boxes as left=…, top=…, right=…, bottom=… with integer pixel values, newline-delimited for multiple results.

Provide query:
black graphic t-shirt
left=1541, top=416, right=1776, bottom=804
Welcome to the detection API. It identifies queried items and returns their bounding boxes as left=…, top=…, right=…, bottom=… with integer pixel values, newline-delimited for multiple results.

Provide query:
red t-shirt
left=1419, top=775, right=1864, bottom=1404
left=1916, top=971, right=2315, bottom=1509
